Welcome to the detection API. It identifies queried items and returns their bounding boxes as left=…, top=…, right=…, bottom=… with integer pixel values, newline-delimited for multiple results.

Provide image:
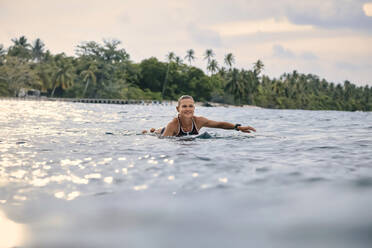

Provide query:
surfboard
left=177, top=132, right=212, bottom=140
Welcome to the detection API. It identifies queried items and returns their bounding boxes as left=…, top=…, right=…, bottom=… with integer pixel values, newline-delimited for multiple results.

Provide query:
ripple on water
left=306, top=145, right=340, bottom=151
left=194, top=156, right=211, bottom=161
left=353, top=177, right=372, bottom=188
left=255, top=167, right=270, bottom=173
left=303, top=177, right=328, bottom=184
left=287, top=171, right=302, bottom=177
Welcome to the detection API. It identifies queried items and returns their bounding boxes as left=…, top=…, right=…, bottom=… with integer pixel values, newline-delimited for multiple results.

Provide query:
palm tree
left=224, top=53, right=235, bottom=70
left=8, top=36, right=32, bottom=60
left=241, top=69, right=257, bottom=104
left=35, top=62, right=55, bottom=93
left=225, top=68, right=244, bottom=105
left=204, top=49, right=215, bottom=75
left=102, top=39, right=130, bottom=63
left=0, top=44, right=5, bottom=56
left=175, top=56, right=183, bottom=66
left=207, top=59, right=219, bottom=75
left=51, top=57, right=74, bottom=97
left=11, top=36, right=30, bottom=48
left=204, top=49, right=215, bottom=64
left=0, top=45, right=5, bottom=64
left=162, top=51, right=175, bottom=97
left=166, top=52, right=175, bottom=62
left=32, top=38, right=45, bottom=62
left=184, top=49, right=195, bottom=65
left=253, top=59, right=264, bottom=77
left=80, top=63, right=97, bottom=97
left=218, top=66, right=227, bottom=79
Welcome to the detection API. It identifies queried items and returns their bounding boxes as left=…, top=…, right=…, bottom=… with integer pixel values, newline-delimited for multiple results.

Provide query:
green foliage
left=80, top=62, right=98, bottom=98
left=207, top=59, right=219, bottom=75
left=50, top=54, right=74, bottom=97
left=0, top=44, right=6, bottom=62
left=7, top=36, right=32, bottom=60
left=32, top=38, right=45, bottom=62
left=122, top=86, right=162, bottom=100
left=0, top=56, right=41, bottom=96
left=1, top=36, right=371, bottom=111
left=139, top=57, right=166, bottom=92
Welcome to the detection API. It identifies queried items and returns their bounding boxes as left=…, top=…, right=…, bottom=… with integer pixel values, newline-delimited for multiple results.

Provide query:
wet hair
left=177, top=95, right=194, bottom=106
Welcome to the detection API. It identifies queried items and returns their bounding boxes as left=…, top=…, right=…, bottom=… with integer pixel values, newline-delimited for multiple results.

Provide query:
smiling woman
left=143, top=95, right=256, bottom=137
left=363, top=2, right=372, bottom=16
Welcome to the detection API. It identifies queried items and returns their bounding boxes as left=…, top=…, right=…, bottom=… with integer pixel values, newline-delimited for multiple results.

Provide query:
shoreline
left=0, top=96, right=262, bottom=109
left=195, top=101, right=261, bottom=109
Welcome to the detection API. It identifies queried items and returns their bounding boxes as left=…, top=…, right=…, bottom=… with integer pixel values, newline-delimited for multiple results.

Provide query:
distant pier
left=0, top=97, right=176, bottom=105
left=1, top=97, right=245, bottom=108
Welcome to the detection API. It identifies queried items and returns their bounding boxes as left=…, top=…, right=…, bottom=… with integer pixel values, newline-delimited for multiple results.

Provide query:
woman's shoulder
left=193, top=115, right=208, bottom=121
left=167, top=117, right=179, bottom=126
left=193, top=116, right=208, bottom=125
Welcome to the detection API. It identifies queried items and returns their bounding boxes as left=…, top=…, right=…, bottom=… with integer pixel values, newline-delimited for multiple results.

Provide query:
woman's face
left=177, top=98, right=195, bottom=118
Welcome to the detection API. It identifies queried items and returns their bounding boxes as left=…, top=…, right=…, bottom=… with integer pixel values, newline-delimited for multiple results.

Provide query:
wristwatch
left=234, top=124, right=241, bottom=131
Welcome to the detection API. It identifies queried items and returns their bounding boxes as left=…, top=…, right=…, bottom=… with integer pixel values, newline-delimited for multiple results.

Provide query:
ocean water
left=0, top=99, right=372, bottom=248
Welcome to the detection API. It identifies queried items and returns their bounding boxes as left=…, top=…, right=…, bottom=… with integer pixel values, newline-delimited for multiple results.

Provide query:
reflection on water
left=0, top=100, right=372, bottom=247
left=0, top=210, right=26, bottom=248
left=2, top=186, right=371, bottom=248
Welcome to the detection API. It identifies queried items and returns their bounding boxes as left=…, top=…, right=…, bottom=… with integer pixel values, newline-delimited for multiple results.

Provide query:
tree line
left=0, top=36, right=371, bottom=111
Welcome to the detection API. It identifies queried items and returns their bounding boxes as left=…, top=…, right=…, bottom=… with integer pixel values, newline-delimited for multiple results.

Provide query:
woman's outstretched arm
left=196, top=116, right=256, bottom=133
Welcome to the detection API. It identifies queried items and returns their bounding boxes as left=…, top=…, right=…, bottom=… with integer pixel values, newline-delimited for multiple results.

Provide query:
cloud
left=332, top=61, right=372, bottom=85
left=300, top=52, right=318, bottom=60
left=187, top=24, right=222, bottom=47
left=272, top=45, right=319, bottom=61
left=209, top=17, right=313, bottom=37
left=336, top=61, right=365, bottom=71
left=272, top=44, right=296, bottom=58
left=185, top=0, right=372, bottom=32
left=285, top=0, right=372, bottom=30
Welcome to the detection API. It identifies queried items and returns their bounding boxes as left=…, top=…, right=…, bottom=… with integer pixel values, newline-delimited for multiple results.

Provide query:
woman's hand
left=237, top=125, right=256, bottom=133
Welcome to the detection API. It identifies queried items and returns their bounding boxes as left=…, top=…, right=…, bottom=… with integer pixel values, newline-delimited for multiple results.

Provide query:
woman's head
left=177, top=95, right=194, bottom=106
left=176, top=95, right=195, bottom=118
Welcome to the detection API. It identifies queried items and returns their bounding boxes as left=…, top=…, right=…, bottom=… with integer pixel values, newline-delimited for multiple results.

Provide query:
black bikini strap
left=178, top=116, right=194, bottom=134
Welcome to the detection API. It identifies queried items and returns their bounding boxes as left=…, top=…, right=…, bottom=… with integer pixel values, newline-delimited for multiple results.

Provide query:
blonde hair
left=177, top=95, right=194, bottom=106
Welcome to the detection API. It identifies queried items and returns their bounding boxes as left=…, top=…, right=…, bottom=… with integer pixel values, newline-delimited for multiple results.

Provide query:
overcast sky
left=1, top=0, right=372, bottom=86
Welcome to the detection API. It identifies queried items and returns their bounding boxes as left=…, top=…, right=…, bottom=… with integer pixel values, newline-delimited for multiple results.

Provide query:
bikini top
left=176, top=116, right=199, bottom=137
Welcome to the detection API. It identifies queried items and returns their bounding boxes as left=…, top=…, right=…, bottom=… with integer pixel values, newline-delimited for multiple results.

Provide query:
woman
left=143, top=95, right=256, bottom=136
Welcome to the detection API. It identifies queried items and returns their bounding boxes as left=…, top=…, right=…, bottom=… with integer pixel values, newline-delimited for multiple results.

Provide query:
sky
left=1, top=0, right=372, bottom=86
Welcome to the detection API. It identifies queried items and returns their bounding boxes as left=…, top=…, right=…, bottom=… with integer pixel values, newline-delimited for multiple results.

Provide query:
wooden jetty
left=0, top=97, right=175, bottom=105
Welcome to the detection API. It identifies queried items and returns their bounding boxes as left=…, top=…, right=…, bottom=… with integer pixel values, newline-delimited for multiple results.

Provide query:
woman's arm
left=161, top=118, right=179, bottom=136
left=196, top=116, right=256, bottom=133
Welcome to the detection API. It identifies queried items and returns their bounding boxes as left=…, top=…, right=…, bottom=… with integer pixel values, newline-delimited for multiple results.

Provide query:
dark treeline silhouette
left=0, top=36, right=371, bottom=111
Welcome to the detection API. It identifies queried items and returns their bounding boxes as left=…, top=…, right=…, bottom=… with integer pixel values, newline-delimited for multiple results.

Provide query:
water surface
left=0, top=99, right=372, bottom=248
